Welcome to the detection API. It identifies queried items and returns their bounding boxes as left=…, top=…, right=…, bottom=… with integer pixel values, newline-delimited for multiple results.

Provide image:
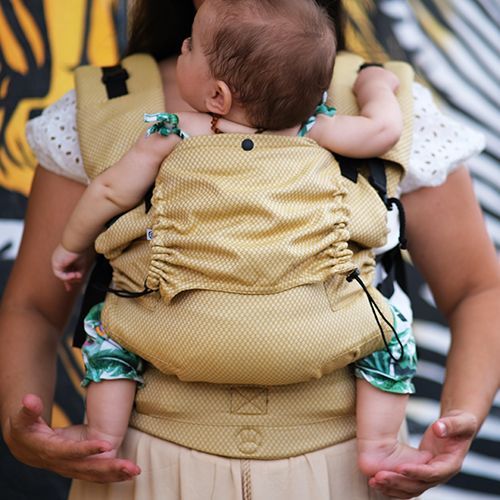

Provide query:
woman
left=1, top=1, right=499, bottom=498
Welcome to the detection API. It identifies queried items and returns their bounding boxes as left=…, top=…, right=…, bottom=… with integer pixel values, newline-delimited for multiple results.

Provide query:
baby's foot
left=56, top=424, right=121, bottom=459
left=357, top=437, right=432, bottom=477
left=83, top=426, right=124, bottom=459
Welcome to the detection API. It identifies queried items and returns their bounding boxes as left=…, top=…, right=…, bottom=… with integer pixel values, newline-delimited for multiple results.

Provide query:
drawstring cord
left=96, top=270, right=406, bottom=363
left=95, top=282, right=155, bottom=298
left=347, top=268, right=405, bottom=362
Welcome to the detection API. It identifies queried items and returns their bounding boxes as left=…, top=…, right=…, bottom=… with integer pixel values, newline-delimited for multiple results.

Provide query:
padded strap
left=73, top=254, right=113, bottom=347
left=368, top=158, right=388, bottom=205
left=74, top=63, right=132, bottom=347
left=333, top=153, right=359, bottom=183
left=377, top=246, right=408, bottom=299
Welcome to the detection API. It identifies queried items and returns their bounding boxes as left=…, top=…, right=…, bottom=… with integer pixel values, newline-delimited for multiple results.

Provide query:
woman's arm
left=0, top=167, right=140, bottom=482
left=309, top=66, right=403, bottom=158
left=370, top=166, right=500, bottom=498
left=406, top=167, right=500, bottom=421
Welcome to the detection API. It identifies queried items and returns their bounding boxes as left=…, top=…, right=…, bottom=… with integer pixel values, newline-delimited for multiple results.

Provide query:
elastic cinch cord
left=95, top=282, right=155, bottom=299
left=346, top=268, right=405, bottom=363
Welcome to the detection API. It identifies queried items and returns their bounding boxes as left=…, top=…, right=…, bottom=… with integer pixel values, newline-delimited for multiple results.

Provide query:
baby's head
left=178, top=0, right=336, bottom=130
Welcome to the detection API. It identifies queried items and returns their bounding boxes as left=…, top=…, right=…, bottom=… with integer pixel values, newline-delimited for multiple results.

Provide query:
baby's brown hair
left=202, top=0, right=336, bottom=130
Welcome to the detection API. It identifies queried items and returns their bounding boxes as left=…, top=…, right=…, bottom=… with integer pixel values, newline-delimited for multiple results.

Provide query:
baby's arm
left=52, top=132, right=180, bottom=286
left=309, top=66, right=403, bottom=158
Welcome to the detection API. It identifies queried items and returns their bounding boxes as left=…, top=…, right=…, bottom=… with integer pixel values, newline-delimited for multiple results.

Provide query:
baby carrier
left=74, top=52, right=413, bottom=388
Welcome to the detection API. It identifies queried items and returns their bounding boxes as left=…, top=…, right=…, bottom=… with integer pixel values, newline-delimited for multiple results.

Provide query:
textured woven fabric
left=129, top=366, right=358, bottom=459
left=146, top=134, right=354, bottom=300
left=97, top=135, right=394, bottom=385
left=75, top=54, right=165, bottom=179
left=75, top=52, right=415, bottom=458
left=102, top=281, right=388, bottom=386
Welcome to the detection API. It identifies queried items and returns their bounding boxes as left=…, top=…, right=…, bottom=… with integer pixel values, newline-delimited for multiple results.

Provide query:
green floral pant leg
left=81, top=303, right=144, bottom=388
left=354, top=304, right=417, bottom=394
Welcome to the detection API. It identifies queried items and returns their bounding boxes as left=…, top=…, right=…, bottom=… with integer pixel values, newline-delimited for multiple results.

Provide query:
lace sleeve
left=25, top=89, right=89, bottom=185
left=401, top=82, right=485, bottom=194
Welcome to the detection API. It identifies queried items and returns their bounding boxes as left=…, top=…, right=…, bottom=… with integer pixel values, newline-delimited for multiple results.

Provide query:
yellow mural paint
left=0, top=133, right=35, bottom=194
left=344, top=0, right=388, bottom=61
left=0, top=4, right=29, bottom=75
left=88, top=0, right=120, bottom=66
left=51, top=403, right=72, bottom=428
left=12, top=0, right=45, bottom=67
left=409, top=0, right=452, bottom=47
left=0, top=0, right=121, bottom=196
left=45, top=0, right=92, bottom=92
left=57, top=340, right=86, bottom=398
left=0, top=75, right=10, bottom=99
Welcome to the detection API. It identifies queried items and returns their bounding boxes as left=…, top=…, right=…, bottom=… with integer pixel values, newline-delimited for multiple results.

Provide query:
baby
left=52, top=0, right=428, bottom=477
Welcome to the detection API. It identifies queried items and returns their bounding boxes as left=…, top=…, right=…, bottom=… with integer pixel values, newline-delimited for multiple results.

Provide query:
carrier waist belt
left=130, top=364, right=357, bottom=459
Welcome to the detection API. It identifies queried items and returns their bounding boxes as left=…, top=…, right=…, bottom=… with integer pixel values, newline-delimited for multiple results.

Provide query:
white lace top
left=25, top=82, right=485, bottom=192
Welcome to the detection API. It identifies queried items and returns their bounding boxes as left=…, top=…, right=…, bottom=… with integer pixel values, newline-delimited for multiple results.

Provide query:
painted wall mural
left=0, top=1, right=127, bottom=498
left=0, top=1, right=499, bottom=499
left=362, top=2, right=500, bottom=498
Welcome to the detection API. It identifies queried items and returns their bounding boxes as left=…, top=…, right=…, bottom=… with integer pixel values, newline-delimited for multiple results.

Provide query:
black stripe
left=448, top=471, right=500, bottom=496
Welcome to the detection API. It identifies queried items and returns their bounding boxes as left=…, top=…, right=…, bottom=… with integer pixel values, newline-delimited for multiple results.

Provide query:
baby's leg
left=76, top=302, right=144, bottom=458
left=356, top=379, right=430, bottom=477
left=85, top=379, right=137, bottom=458
left=355, top=304, right=429, bottom=476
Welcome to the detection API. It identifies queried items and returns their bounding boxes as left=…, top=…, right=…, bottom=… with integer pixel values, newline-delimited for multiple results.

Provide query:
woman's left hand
left=368, top=410, right=478, bottom=498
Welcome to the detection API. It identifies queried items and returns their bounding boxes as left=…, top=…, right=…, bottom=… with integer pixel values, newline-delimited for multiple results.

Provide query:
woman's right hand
left=0, top=168, right=139, bottom=483
left=5, top=394, right=140, bottom=483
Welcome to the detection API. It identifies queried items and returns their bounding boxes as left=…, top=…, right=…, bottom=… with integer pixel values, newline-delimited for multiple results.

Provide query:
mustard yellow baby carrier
left=74, top=52, right=414, bottom=458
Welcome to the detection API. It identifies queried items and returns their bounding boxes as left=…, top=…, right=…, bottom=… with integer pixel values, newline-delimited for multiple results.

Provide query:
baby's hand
left=51, top=244, right=87, bottom=291
left=353, top=66, right=400, bottom=96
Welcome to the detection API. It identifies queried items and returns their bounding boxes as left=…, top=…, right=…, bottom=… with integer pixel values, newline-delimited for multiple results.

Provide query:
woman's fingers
left=434, top=412, right=478, bottom=439
left=19, top=394, right=44, bottom=421
left=396, top=458, right=457, bottom=483
left=7, top=394, right=140, bottom=482
left=369, top=471, right=435, bottom=498
left=371, top=446, right=465, bottom=497
left=9, top=395, right=50, bottom=445
left=59, top=457, right=141, bottom=482
left=43, top=435, right=109, bottom=461
left=29, top=456, right=140, bottom=483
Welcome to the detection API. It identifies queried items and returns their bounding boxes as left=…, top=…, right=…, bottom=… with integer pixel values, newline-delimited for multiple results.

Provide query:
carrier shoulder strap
left=328, top=51, right=414, bottom=197
left=330, top=53, right=415, bottom=298
left=72, top=54, right=163, bottom=347
left=75, top=53, right=164, bottom=179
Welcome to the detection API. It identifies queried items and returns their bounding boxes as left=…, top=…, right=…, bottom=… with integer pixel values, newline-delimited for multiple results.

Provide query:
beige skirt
left=69, top=428, right=395, bottom=500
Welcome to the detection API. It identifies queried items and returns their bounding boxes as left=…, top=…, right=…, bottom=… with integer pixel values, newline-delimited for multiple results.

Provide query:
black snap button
left=241, top=138, right=254, bottom=151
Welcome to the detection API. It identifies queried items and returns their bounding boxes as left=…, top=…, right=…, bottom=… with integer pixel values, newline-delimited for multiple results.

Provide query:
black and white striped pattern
left=362, top=1, right=500, bottom=497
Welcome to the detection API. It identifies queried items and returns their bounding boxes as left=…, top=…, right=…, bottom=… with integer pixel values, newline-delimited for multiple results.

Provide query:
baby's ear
left=205, top=80, right=232, bottom=116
